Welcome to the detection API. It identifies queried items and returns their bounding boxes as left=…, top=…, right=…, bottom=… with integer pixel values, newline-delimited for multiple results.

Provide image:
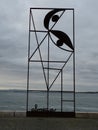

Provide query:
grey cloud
left=76, top=59, right=98, bottom=87
left=0, top=0, right=98, bottom=91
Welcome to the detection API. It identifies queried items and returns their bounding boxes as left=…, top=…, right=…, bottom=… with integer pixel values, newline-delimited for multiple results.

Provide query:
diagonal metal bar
left=50, top=9, right=65, bottom=30
left=30, top=10, right=48, bottom=89
left=49, top=52, right=73, bottom=90
left=29, top=33, right=48, bottom=60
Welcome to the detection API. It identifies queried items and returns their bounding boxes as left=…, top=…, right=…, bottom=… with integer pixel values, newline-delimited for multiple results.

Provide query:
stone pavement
left=0, top=117, right=98, bottom=130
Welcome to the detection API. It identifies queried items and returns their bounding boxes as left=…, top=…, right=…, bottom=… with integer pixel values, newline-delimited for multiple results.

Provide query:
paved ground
left=0, top=117, right=98, bottom=130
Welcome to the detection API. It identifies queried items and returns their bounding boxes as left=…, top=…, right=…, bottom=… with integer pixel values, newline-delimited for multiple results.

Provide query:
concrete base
left=27, top=111, right=75, bottom=117
left=76, top=112, right=98, bottom=118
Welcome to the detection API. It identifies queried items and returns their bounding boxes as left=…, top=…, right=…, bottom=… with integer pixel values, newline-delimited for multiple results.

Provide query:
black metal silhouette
left=44, top=9, right=74, bottom=50
left=26, top=8, right=75, bottom=117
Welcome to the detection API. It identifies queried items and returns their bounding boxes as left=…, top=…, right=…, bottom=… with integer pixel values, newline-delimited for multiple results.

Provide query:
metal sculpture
left=44, top=9, right=74, bottom=50
left=26, top=8, right=75, bottom=117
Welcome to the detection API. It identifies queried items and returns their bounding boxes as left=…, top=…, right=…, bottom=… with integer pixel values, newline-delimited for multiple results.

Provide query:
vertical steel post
left=73, top=9, right=75, bottom=114
left=26, top=9, right=31, bottom=113
left=47, top=32, right=50, bottom=110
left=61, top=69, right=63, bottom=112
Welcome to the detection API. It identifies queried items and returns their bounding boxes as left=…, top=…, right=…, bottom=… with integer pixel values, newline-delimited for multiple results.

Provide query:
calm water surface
left=0, top=90, right=98, bottom=112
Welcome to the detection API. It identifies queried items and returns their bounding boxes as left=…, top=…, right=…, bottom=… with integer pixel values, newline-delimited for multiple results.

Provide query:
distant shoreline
left=0, top=89, right=98, bottom=93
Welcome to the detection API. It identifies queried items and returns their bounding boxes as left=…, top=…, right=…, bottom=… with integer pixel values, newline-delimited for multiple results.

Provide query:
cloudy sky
left=0, top=0, right=98, bottom=91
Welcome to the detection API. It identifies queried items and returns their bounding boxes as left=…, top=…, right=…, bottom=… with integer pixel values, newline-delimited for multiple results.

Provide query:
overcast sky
left=0, top=0, right=98, bottom=91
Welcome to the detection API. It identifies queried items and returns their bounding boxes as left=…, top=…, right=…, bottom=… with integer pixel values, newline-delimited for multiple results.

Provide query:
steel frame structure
left=26, top=8, right=75, bottom=117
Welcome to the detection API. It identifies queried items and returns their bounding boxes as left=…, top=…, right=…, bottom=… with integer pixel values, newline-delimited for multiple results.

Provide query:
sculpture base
left=26, top=111, right=75, bottom=118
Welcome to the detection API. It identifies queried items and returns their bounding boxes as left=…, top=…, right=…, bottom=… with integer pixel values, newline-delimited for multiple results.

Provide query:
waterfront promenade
left=0, top=112, right=98, bottom=130
left=0, top=117, right=98, bottom=130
